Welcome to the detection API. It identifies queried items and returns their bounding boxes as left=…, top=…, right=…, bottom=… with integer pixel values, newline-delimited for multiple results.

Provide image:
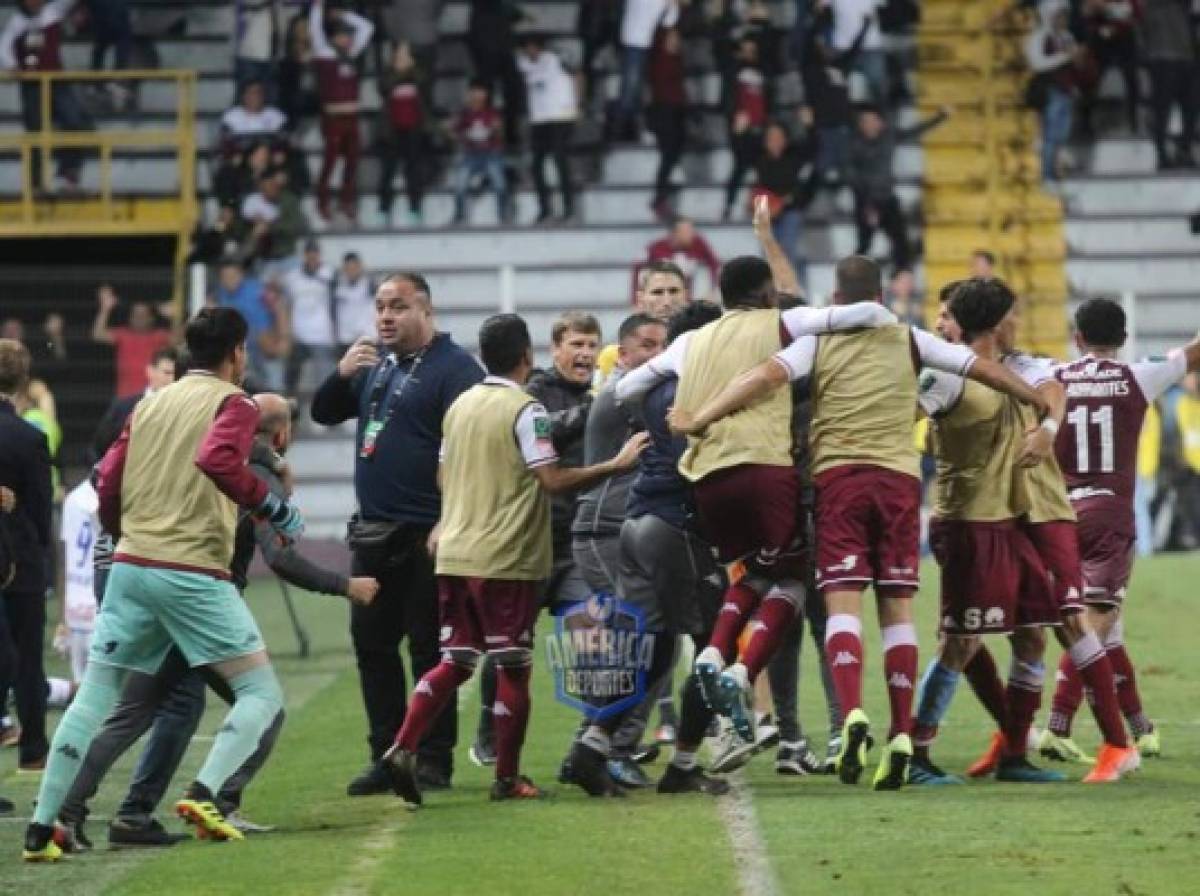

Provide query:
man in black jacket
left=57, top=394, right=378, bottom=847
left=0, top=339, right=53, bottom=789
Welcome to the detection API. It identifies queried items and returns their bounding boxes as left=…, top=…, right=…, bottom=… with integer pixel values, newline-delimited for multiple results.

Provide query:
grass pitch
left=2, top=553, right=1199, bottom=895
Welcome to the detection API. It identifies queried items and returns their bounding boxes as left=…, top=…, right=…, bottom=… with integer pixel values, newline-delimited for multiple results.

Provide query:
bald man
left=57, top=394, right=378, bottom=847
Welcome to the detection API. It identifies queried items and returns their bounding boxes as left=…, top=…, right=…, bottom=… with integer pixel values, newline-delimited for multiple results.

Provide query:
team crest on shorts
left=544, top=591, right=656, bottom=720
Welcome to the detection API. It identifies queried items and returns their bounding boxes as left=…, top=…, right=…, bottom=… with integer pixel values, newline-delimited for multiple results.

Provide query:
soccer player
left=383, top=314, right=647, bottom=805
left=570, top=301, right=732, bottom=798
left=1040, top=299, right=1200, bottom=760
left=666, top=256, right=1048, bottom=790
left=909, top=279, right=1066, bottom=785
left=957, top=295, right=1144, bottom=784
left=23, top=308, right=304, bottom=861
left=615, top=253, right=899, bottom=751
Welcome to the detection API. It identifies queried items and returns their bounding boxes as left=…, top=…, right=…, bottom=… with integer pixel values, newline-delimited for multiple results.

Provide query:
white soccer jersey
left=60, top=480, right=99, bottom=634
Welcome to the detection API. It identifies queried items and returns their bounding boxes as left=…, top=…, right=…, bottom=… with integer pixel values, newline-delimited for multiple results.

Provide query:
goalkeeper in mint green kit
left=23, top=307, right=304, bottom=861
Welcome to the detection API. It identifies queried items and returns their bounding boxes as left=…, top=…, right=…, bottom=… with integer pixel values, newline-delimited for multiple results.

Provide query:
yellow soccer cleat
left=1037, top=730, right=1095, bottom=765
left=835, top=708, right=872, bottom=786
left=1135, top=729, right=1161, bottom=758
left=872, top=733, right=913, bottom=791
left=175, top=798, right=244, bottom=842
left=22, top=824, right=65, bottom=863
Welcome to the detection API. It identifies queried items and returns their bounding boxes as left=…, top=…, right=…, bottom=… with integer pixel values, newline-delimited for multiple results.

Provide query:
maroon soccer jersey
left=1053, top=353, right=1185, bottom=534
left=2, top=0, right=68, bottom=72
left=315, top=58, right=361, bottom=105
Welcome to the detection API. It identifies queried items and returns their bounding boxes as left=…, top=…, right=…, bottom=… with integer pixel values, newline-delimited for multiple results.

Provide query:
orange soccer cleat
left=1082, top=744, right=1141, bottom=783
left=965, top=732, right=1005, bottom=778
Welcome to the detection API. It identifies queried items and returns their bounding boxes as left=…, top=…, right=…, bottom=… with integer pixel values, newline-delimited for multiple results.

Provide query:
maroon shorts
left=437, top=576, right=540, bottom=654
left=1077, top=510, right=1135, bottom=606
left=1013, top=526, right=1060, bottom=628
left=1019, top=519, right=1086, bottom=615
left=814, top=464, right=921, bottom=594
left=693, top=464, right=803, bottom=575
left=929, top=519, right=1020, bottom=635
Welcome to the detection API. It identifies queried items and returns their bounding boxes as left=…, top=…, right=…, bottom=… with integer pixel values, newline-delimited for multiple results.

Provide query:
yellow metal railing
left=0, top=69, right=198, bottom=303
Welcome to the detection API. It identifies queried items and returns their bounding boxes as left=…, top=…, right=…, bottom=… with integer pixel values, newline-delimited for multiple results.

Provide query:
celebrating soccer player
left=383, top=314, right=647, bottom=805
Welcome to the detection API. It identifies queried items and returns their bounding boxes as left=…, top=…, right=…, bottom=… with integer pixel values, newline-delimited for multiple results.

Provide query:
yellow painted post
left=39, top=72, right=51, bottom=193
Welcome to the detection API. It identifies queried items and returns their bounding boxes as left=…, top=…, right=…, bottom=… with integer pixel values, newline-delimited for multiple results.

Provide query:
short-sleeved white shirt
left=440, top=377, right=559, bottom=468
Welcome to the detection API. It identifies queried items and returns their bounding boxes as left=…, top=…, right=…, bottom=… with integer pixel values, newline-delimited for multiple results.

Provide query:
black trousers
left=378, top=129, right=426, bottom=215
left=0, top=590, right=48, bottom=764
left=725, top=128, right=762, bottom=215
left=19, top=82, right=92, bottom=187
left=854, top=192, right=912, bottom=271
left=650, top=103, right=687, bottom=206
left=1147, top=59, right=1198, bottom=163
left=578, top=0, right=620, bottom=107
left=351, top=526, right=455, bottom=774
left=1081, top=30, right=1140, bottom=134
left=530, top=122, right=575, bottom=217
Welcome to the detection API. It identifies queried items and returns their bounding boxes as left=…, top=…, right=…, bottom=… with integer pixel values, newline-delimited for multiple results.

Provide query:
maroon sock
left=396, top=660, right=473, bottom=751
left=1106, top=643, right=1152, bottom=737
left=1070, top=634, right=1129, bottom=748
left=912, top=721, right=938, bottom=757
left=1048, top=651, right=1083, bottom=737
left=963, top=644, right=1009, bottom=730
left=494, top=663, right=532, bottom=779
left=882, top=624, right=918, bottom=739
left=824, top=613, right=865, bottom=717
left=739, top=593, right=798, bottom=680
left=1002, top=659, right=1043, bottom=759
left=707, top=580, right=762, bottom=663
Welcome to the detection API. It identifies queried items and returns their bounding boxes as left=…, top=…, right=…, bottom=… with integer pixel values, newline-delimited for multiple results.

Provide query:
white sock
left=725, top=663, right=749, bottom=689
left=46, top=677, right=73, bottom=708
left=696, top=646, right=725, bottom=673
left=672, top=749, right=697, bottom=771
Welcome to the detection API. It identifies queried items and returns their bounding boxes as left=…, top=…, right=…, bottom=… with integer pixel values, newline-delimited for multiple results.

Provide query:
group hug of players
left=382, top=202, right=1200, bottom=805
left=20, top=205, right=1200, bottom=861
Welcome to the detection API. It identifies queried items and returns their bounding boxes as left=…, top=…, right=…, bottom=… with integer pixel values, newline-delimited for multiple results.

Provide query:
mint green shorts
left=90, top=562, right=266, bottom=673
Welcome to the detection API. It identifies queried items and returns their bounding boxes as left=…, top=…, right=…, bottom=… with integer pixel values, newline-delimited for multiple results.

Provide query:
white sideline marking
left=717, top=773, right=780, bottom=896
left=326, top=664, right=486, bottom=896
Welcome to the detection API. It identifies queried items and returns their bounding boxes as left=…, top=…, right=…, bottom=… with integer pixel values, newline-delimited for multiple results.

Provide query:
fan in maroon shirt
left=309, top=0, right=374, bottom=222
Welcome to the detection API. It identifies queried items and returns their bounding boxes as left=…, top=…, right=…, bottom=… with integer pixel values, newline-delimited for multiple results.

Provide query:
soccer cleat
left=22, top=824, right=64, bottom=862
left=776, top=739, right=823, bottom=776
left=718, top=667, right=756, bottom=743
left=469, top=737, right=497, bottom=768
left=658, top=763, right=731, bottom=796
left=490, top=775, right=548, bottom=801
left=415, top=763, right=452, bottom=791
left=0, top=718, right=20, bottom=747
left=694, top=648, right=726, bottom=713
left=607, top=757, right=651, bottom=790
left=381, top=745, right=423, bottom=807
left=1, top=795, right=14, bottom=816
left=823, top=735, right=841, bottom=774
left=175, top=798, right=243, bottom=842
left=632, top=742, right=661, bottom=765
left=225, top=811, right=276, bottom=835
left=907, top=755, right=963, bottom=786
left=710, top=717, right=777, bottom=774
left=995, top=757, right=1067, bottom=783
left=1037, top=730, right=1095, bottom=765
left=965, top=732, right=1005, bottom=778
left=835, top=709, right=872, bottom=785
left=1136, top=729, right=1161, bottom=758
left=872, top=733, right=913, bottom=791
left=1082, top=744, right=1141, bottom=784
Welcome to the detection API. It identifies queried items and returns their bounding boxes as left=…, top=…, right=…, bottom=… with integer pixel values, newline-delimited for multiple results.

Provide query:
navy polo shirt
left=311, top=332, right=484, bottom=526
